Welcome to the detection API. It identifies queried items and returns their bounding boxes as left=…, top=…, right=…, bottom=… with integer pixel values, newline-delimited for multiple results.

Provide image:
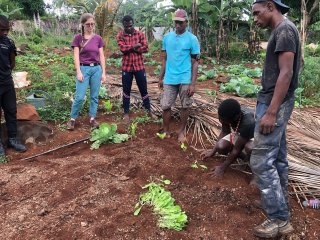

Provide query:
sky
left=44, top=0, right=174, bottom=15
left=44, top=0, right=173, bottom=6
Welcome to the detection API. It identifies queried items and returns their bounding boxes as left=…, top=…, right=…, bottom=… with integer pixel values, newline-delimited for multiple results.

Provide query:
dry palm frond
left=106, top=74, right=320, bottom=200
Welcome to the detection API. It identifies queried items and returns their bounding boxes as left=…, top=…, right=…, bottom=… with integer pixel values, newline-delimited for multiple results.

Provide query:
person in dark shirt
left=250, top=0, right=300, bottom=238
left=116, top=15, right=154, bottom=123
left=0, top=15, right=27, bottom=156
left=201, top=99, right=255, bottom=177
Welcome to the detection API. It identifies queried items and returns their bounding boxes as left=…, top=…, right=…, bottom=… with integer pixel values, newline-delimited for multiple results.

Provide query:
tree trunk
left=37, top=12, right=41, bottom=30
left=191, top=0, right=198, bottom=36
left=216, top=18, right=223, bottom=64
left=301, top=0, right=307, bottom=61
left=33, top=13, right=38, bottom=29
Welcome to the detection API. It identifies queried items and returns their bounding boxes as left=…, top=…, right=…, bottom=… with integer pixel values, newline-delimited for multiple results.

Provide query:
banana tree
left=95, top=0, right=123, bottom=55
left=0, top=6, right=23, bottom=19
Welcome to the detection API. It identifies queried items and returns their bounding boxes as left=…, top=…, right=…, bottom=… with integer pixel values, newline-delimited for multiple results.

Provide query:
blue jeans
left=250, top=97, right=294, bottom=221
left=122, top=70, right=150, bottom=114
left=70, top=65, right=102, bottom=119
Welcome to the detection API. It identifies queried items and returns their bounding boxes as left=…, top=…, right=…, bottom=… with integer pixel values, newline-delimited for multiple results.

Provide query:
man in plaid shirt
left=116, top=15, right=153, bottom=122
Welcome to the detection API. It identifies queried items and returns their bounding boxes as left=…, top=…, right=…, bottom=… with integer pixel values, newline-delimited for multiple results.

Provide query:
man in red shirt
left=116, top=15, right=152, bottom=122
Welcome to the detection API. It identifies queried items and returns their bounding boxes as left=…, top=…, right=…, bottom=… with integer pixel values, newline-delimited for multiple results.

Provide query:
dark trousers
left=122, top=69, right=151, bottom=114
left=0, top=83, right=17, bottom=138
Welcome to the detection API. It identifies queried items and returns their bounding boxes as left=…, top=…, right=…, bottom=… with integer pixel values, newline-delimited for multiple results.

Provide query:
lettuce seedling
left=90, top=123, right=129, bottom=149
left=156, top=132, right=166, bottom=139
left=134, top=178, right=188, bottom=231
left=191, top=161, right=207, bottom=169
left=103, top=100, right=113, bottom=113
left=180, top=143, right=187, bottom=151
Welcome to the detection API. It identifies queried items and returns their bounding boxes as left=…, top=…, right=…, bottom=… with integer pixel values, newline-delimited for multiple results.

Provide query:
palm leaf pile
left=106, top=75, right=320, bottom=204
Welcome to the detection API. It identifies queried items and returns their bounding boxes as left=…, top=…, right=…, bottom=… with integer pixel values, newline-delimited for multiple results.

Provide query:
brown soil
left=2, top=50, right=319, bottom=239
left=1, top=109, right=320, bottom=240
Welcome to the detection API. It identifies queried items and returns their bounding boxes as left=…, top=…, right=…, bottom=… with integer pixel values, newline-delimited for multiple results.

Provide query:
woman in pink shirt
left=67, top=13, right=106, bottom=130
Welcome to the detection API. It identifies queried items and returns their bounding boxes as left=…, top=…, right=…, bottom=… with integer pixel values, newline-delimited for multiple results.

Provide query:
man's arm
left=158, top=51, right=167, bottom=90
left=134, top=32, right=148, bottom=53
left=260, top=52, right=294, bottom=134
left=212, top=136, right=247, bottom=176
left=116, top=32, right=133, bottom=54
left=10, top=52, right=16, bottom=70
left=187, top=57, right=198, bottom=97
left=201, top=127, right=230, bottom=160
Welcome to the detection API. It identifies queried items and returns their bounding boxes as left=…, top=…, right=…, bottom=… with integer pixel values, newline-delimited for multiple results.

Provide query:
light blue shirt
left=162, top=31, right=200, bottom=85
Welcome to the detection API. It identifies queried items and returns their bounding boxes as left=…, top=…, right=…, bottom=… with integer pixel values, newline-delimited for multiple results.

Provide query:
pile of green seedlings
left=134, top=177, right=188, bottom=231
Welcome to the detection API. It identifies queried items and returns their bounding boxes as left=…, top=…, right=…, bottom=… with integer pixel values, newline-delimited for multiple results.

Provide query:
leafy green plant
left=37, top=106, right=70, bottom=123
left=114, top=58, right=122, bottom=68
left=299, top=56, right=320, bottom=105
left=203, top=69, right=217, bottom=79
left=205, top=89, right=217, bottom=97
left=128, top=121, right=138, bottom=138
left=180, top=142, right=187, bottom=151
left=90, top=123, right=129, bottom=150
left=244, top=67, right=262, bottom=78
left=191, top=161, right=207, bottom=169
left=197, top=75, right=208, bottom=82
left=198, top=64, right=208, bottom=74
left=0, top=155, right=9, bottom=164
left=127, top=114, right=153, bottom=138
left=220, top=76, right=261, bottom=97
left=156, top=132, right=166, bottom=139
left=154, top=65, right=161, bottom=76
left=145, top=59, right=159, bottom=66
left=133, top=114, right=151, bottom=124
left=99, top=86, right=108, bottom=99
left=225, top=64, right=246, bottom=75
left=134, top=177, right=188, bottom=231
left=103, top=100, right=113, bottom=113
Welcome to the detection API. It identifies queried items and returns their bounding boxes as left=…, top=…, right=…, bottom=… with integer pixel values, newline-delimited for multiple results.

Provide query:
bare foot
left=178, top=131, right=187, bottom=143
left=124, top=114, right=130, bottom=124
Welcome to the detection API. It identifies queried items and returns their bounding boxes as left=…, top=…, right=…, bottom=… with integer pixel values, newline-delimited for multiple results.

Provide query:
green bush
left=299, top=56, right=320, bottom=104
left=305, top=45, right=320, bottom=57
left=149, top=40, right=162, bottom=53
left=29, top=28, right=43, bottom=44
left=224, top=42, right=248, bottom=60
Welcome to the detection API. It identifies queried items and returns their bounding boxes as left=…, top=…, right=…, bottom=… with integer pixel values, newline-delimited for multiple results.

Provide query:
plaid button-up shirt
left=116, top=29, right=148, bottom=72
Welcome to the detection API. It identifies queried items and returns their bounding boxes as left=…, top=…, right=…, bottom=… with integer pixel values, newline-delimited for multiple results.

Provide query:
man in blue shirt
left=158, top=9, right=200, bottom=143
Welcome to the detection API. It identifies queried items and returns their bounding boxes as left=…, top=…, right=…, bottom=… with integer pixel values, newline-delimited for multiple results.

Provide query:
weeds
left=103, top=100, right=113, bottom=113
left=0, top=155, right=9, bottom=164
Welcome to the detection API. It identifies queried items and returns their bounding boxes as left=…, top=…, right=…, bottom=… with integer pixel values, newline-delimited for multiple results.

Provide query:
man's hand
left=200, top=149, right=215, bottom=161
left=133, top=43, right=142, bottom=50
left=187, top=83, right=195, bottom=97
left=158, top=78, right=163, bottom=90
left=209, top=165, right=226, bottom=177
left=260, top=112, right=277, bottom=134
